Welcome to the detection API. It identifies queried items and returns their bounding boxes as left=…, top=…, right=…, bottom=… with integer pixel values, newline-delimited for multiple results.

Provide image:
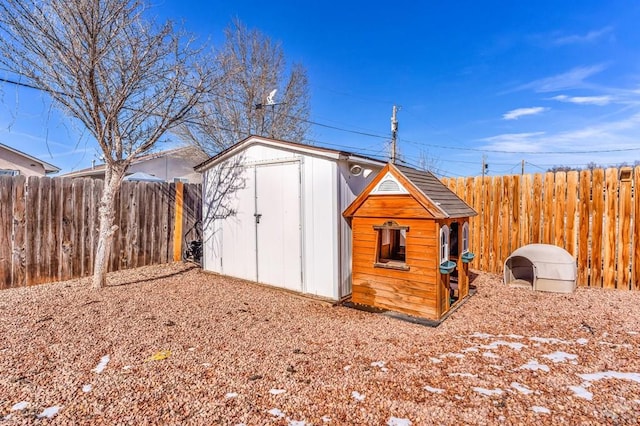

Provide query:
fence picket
left=0, top=177, right=201, bottom=289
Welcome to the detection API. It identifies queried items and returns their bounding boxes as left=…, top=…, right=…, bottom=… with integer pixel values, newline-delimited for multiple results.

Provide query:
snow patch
left=529, top=336, right=570, bottom=345
left=122, top=365, right=132, bottom=370
left=424, top=385, right=445, bottom=394
left=531, top=406, right=550, bottom=414
left=321, top=415, right=331, bottom=423
left=268, top=408, right=285, bottom=418
left=469, top=332, right=494, bottom=338
left=343, top=365, right=351, bottom=371
left=202, top=363, right=212, bottom=368
left=288, top=420, right=307, bottom=426
left=429, top=357, right=442, bottom=364
left=483, top=351, right=500, bottom=359
left=82, top=384, right=92, bottom=393
left=270, top=389, right=286, bottom=395
left=352, top=391, right=365, bottom=401
left=511, top=382, right=533, bottom=395
left=479, top=340, right=526, bottom=351
left=187, top=347, right=196, bottom=352
left=519, top=359, right=550, bottom=372
left=473, top=387, right=503, bottom=396
left=11, top=401, right=29, bottom=411
left=542, top=351, right=578, bottom=363
left=575, top=338, right=588, bottom=345
left=578, top=371, right=640, bottom=384
left=37, top=406, right=62, bottom=419
left=387, top=417, right=412, bottom=426
left=225, top=392, right=238, bottom=398
left=371, top=361, right=386, bottom=368
left=92, top=355, right=110, bottom=373
left=448, top=372, right=478, bottom=378
left=568, top=385, right=593, bottom=400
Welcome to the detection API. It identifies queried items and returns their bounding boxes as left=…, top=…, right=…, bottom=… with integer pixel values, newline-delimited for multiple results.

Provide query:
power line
left=4, top=75, right=640, bottom=156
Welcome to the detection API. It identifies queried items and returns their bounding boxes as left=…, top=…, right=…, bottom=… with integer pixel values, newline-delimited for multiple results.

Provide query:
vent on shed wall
left=378, top=179, right=400, bottom=192
left=372, top=172, right=409, bottom=195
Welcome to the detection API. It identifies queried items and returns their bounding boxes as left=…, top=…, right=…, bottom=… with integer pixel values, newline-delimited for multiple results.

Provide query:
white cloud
left=553, top=27, right=613, bottom=45
left=551, top=95, right=613, bottom=106
left=502, top=107, right=548, bottom=120
left=514, top=64, right=607, bottom=93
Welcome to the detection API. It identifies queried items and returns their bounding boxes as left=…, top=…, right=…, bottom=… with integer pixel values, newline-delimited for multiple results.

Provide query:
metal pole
left=391, top=105, right=398, bottom=164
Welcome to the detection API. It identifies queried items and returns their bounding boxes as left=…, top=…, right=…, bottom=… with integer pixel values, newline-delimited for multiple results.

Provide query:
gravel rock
left=1, top=263, right=640, bottom=424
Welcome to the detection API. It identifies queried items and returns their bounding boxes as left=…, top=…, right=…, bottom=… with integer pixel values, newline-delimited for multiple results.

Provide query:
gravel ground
left=1, top=263, right=640, bottom=425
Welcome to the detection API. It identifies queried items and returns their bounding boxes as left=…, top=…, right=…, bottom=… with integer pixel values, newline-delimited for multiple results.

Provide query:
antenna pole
left=391, top=105, right=398, bottom=164
left=482, top=154, right=487, bottom=178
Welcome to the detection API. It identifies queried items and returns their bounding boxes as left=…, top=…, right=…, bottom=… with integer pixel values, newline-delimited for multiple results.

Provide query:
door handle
left=254, top=213, right=262, bottom=224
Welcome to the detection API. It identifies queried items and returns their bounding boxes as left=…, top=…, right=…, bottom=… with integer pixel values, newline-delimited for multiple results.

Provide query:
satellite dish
left=266, top=89, right=277, bottom=105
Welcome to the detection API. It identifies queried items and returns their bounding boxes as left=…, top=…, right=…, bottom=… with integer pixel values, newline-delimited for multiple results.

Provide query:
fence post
left=173, top=182, right=184, bottom=261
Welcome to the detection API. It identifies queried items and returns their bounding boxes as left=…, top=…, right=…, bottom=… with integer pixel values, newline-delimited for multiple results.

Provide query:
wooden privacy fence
left=0, top=176, right=201, bottom=289
left=442, top=166, right=640, bottom=290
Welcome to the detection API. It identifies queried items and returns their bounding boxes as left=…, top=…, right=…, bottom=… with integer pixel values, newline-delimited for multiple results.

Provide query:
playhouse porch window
left=461, top=222, right=469, bottom=254
left=440, top=225, right=450, bottom=264
left=373, top=221, right=409, bottom=270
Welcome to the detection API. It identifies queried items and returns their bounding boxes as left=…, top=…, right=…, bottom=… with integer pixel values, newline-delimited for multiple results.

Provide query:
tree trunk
left=92, top=167, right=125, bottom=289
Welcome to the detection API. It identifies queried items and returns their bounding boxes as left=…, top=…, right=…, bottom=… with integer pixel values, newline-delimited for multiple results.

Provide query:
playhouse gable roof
left=343, top=163, right=476, bottom=219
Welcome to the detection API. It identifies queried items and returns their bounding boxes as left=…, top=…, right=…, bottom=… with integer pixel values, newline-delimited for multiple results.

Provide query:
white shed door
left=255, top=162, right=302, bottom=292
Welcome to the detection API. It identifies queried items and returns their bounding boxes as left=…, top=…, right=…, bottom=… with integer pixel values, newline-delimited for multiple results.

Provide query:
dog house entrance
left=504, top=256, right=534, bottom=289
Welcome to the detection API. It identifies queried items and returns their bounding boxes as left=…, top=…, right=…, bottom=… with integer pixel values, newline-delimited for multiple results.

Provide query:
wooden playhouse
left=343, top=163, right=477, bottom=322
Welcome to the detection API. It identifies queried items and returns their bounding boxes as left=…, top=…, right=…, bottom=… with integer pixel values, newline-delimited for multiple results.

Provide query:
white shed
left=195, top=136, right=384, bottom=300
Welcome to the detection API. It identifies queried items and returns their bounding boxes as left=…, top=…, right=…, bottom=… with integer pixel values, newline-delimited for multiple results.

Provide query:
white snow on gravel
left=576, top=338, right=588, bottom=345
left=529, top=337, right=570, bottom=345
left=519, top=359, right=550, bottom=372
left=473, top=387, right=503, bottom=396
left=511, top=382, right=533, bottom=395
left=225, top=392, right=238, bottom=398
left=462, top=347, right=479, bottom=353
left=288, top=420, right=306, bottom=426
left=439, top=352, right=465, bottom=359
left=469, top=332, right=494, bottom=338
left=270, top=389, right=286, bottom=395
left=268, top=408, right=285, bottom=418
left=542, top=351, right=578, bottom=363
left=578, top=371, right=640, bottom=383
left=479, top=341, right=526, bottom=351
left=92, top=355, right=110, bottom=373
left=387, top=417, right=412, bottom=426
left=352, top=391, right=365, bottom=401
left=371, top=361, right=385, bottom=368
left=448, top=372, right=478, bottom=378
left=483, top=351, right=500, bottom=359
left=568, top=385, right=593, bottom=400
left=11, top=401, right=29, bottom=411
left=424, top=385, right=445, bottom=394
left=343, top=365, right=351, bottom=371
left=531, top=406, right=550, bottom=414
left=321, top=415, right=331, bottom=423
left=429, top=357, right=442, bottom=363
left=82, top=384, right=92, bottom=393
left=37, top=406, right=62, bottom=419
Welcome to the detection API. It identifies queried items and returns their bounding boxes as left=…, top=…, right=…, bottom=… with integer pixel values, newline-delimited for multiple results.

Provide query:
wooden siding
left=352, top=195, right=434, bottom=219
left=351, top=216, right=440, bottom=319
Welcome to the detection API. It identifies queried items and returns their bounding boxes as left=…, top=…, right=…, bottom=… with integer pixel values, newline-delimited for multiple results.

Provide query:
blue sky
left=2, top=0, right=640, bottom=177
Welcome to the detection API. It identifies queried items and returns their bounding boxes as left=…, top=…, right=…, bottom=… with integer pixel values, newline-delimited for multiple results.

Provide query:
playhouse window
left=462, top=222, right=469, bottom=254
left=373, top=221, right=409, bottom=270
left=440, top=225, right=450, bottom=264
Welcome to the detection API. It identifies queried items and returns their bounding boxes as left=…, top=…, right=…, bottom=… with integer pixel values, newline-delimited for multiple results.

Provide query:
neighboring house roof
left=61, top=146, right=207, bottom=180
left=194, top=135, right=386, bottom=172
left=0, top=142, right=60, bottom=174
left=344, top=163, right=476, bottom=219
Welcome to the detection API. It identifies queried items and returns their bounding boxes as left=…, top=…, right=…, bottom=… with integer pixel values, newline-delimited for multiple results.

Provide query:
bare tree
left=179, top=19, right=310, bottom=154
left=0, top=0, right=217, bottom=288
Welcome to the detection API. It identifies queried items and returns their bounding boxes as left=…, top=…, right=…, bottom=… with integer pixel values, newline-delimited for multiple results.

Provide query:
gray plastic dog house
left=504, top=244, right=577, bottom=293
